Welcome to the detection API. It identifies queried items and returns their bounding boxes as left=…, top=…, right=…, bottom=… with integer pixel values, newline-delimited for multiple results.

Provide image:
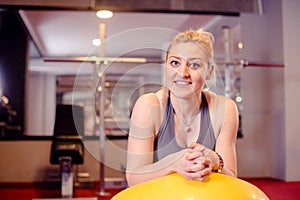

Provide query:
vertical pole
left=96, top=23, right=110, bottom=196
left=223, top=26, right=233, bottom=62
left=223, top=26, right=234, bottom=98
left=60, top=157, right=73, bottom=198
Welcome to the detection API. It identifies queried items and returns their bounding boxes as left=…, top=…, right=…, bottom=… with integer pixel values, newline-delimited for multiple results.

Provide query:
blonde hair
left=166, top=29, right=216, bottom=88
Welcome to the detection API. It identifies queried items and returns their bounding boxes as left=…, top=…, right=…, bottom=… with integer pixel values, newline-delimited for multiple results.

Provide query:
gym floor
left=0, top=177, right=300, bottom=200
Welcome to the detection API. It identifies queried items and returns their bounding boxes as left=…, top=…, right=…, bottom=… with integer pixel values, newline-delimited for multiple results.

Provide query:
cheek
left=191, top=71, right=206, bottom=88
left=192, top=69, right=206, bottom=80
left=194, top=67, right=211, bottom=80
left=165, top=67, right=176, bottom=82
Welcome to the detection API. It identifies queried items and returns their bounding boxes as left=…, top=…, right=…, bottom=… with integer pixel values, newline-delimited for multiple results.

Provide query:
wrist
left=167, top=149, right=187, bottom=174
left=212, top=152, right=224, bottom=172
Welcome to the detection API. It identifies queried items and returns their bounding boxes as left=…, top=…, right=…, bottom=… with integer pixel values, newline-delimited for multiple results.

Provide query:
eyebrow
left=168, top=55, right=202, bottom=62
left=187, top=58, right=202, bottom=61
left=168, top=55, right=181, bottom=59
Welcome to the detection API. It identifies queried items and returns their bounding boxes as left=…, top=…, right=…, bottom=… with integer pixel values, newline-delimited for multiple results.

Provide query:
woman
left=126, top=29, right=239, bottom=187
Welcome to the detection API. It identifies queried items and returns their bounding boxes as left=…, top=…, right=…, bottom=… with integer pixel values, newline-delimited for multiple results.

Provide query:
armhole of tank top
left=202, top=91, right=216, bottom=139
left=154, top=91, right=166, bottom=136
left=209, top=92, right=223, bottom=139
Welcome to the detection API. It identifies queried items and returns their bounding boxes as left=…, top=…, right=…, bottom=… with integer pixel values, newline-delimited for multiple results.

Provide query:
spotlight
left=96, top=10, right=113, bottom=19
left=92, top=38, right=101, bottom=46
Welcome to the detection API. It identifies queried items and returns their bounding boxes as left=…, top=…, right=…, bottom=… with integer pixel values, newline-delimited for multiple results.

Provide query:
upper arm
left=215, top=97, right=239, bottom=176
left=126, top=93, right=161, bottom=172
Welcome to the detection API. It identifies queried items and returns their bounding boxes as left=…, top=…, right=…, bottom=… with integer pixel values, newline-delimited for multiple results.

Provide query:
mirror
left=1, top=9, right=242, bottom=137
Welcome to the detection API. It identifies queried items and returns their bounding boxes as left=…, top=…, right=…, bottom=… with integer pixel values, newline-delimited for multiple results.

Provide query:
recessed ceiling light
left=96, top=10, right=113, bottom=19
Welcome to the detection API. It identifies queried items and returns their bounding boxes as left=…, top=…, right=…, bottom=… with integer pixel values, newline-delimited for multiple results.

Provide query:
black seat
left=50, top=104, right=84, bottom=165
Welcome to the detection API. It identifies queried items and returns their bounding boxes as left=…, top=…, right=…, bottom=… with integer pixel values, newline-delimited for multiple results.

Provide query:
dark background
left=0, top=9, right=27, bottom=135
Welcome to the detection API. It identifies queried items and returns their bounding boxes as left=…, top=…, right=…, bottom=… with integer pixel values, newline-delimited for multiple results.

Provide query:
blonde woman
left=126, top=29, right=239, bottom=187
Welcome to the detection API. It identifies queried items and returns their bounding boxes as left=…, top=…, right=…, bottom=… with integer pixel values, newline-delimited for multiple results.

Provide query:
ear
left=205, top=65, right=214, bottom=80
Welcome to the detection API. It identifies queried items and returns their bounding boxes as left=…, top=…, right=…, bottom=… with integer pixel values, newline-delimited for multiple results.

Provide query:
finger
left=185, top=159, right=210, bottom=172
left=186, top=151, right=203, bottom=160
left=184, top=166, right=212, bottom=180
left=201, top=167, right=212, bottom=179
left=189, top=142, right=198, bottom=149
left=189, top=143, right=206, bottom=152
left=194, top=157, right=211, bottom=166
left=196, top=172, right=211, bottom=181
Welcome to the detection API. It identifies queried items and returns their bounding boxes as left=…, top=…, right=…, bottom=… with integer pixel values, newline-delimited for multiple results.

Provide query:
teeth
left=175, top=81, right=190, bottom=85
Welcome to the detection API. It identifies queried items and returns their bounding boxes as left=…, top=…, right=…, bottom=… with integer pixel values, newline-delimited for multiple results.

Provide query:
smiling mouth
left=174, top=80, right=192, bottom=86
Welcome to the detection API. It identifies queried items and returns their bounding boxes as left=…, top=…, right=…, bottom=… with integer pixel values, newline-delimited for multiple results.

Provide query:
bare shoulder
left=131, top=90, right=164, bottom=128
left=203, top=90, right=239, bottom=135
left=134, top=91, right=162, bottom=109
left=132, top=93, right=159, bottom=118
left=203, top=90, right=237, bottom=111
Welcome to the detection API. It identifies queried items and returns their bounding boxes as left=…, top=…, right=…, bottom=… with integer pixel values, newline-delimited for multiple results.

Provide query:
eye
left=188, top=62, right=201, bottom=70
left=169, top=60, right=180, bottom=67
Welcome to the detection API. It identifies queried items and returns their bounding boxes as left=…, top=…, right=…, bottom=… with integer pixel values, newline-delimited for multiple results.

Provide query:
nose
left=177, top=63, right=190, bottom=78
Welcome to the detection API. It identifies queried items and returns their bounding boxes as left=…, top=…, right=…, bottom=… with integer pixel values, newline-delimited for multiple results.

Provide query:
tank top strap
left=154, top=93, right=174, bottom=152
left=198, top=93, right=216, bottom=150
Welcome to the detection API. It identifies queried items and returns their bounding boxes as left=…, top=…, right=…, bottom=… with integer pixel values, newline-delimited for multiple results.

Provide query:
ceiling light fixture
left=96, top=10, right=113, bottom=19
left=92, top=38, right=101, bottom=46
left=238, top=42, right=243, bottom=50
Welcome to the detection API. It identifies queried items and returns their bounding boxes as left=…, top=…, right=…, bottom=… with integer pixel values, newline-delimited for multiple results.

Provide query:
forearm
left=126, top=150, right=185, bottom=187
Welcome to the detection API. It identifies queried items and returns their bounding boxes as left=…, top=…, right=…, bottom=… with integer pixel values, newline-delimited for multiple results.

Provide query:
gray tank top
left=154, top=92, right=216, bottom=162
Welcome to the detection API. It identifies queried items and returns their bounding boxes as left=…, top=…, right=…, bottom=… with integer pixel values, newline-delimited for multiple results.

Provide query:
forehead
left=167, top=42, right=208, bottom=61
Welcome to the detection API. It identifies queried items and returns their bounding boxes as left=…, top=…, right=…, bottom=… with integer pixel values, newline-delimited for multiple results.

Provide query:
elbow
left=220, top=167, right=237, bottom=178
left=227, top=169, right=238, bottom=178
left=126, top=172, right=136, bottom=187
left=126, top=171, right=146, bottom=187
left=233, top=171, right=238, bottom=178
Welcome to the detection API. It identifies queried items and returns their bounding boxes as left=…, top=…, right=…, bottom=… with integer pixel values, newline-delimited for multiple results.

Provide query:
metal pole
left=223, top=26, right=234, bottom=98
left=96, top=23, right=110, bottom=196
left=223, top=26, right=233, bottom=63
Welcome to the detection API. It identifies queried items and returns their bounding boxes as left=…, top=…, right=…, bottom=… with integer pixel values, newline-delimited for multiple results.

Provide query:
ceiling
left=1, top=0, right=264, bottom=74
left=18, top=10, right=241, bottom=74
left=13, top=9, right=244, bottom=75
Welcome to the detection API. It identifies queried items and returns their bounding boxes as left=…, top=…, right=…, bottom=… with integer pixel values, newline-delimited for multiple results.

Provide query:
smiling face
left=165, top=41, right=213, bottom=99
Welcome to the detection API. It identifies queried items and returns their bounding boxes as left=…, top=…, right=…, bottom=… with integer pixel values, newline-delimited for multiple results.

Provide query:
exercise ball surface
left=111, top=173, right=269, bottom=200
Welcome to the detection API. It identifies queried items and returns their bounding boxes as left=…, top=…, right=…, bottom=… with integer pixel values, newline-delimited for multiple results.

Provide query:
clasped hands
left=173, top=143, right=213, bottom=181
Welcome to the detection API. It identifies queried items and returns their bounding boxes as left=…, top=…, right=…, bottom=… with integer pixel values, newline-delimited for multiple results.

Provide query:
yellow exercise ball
left=111, top=173, right=269, bottom=200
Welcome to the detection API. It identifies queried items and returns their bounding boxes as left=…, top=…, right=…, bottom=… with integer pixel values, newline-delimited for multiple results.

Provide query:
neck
left=171, top=92, right=202, bottom=121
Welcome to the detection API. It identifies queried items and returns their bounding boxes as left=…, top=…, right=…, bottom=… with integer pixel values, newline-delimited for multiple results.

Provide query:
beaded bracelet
left=212, top=152, right=224, bottom=172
